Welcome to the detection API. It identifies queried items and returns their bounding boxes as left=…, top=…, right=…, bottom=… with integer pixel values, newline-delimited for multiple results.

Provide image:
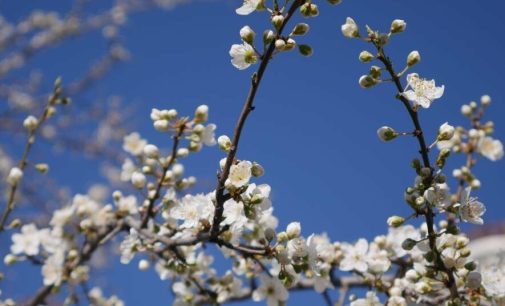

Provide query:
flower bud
left=239, top=26, right=255, bottom=45
left=23, top=115, right=38, bottom=131
left=286, top=222, right=301, bottom=239
left=172, top=164, right=184, bottom=177
left=272, top=15, right=284, bottom=30
left=275, top=39, right=286, bottom=50
left=263, top=30, right=275, bottom=44
left=143, top=144, right=159, bottom=159
left=465, top=261, right=477, bottom=271
left=359, top=75, right=377, bottom=88
left=131, top=171, right=146, bottom=189
left=390, top=19, right=407, bottom=34
left=377, top=126, right=397, bottom=141
left=112, top=190, right=122, bottom=202
left=277, top=231, right=288, bottom=243
left=461, top=104, right=472, bottom=116
left=264, top=228, right=276, bottom=242
left=194, top=104, right=209, bottom=123
left=327, top=0, right=341, bottom=4
left=176, top=148, right=189, bottom=158
left=359, top=50, right=374, bottom=63
left=402, top=238, right=417, bottom=251
left=470, top=179, right=481, bottom=189
left=298, top=44, right=313, bottom=57
left=437, top=122, right=455, bottom=141
left=369, top=66, right=381, bottom=78
left=138, top=259, right=150, bottom=271
left=4, top=254, right=16, bottom=265
left=154, top=119, right=170, bottom=132
left=481, top=95, right=491, bottom=106
left=251, top=162, right=264, bottom=177
left=308, top=3, right=319, bottom=16
left=407, top=50, right=420, bottom=67
left=218, top=135, right=232, bottom=152
left=292, top=23, right=310, bottom=36
left=7, top=167, right=23, bottom=186
left=35, top=163, right=49, bottom=173
left=387, top=216, right=405, bottom=228
left=284, top=38, right=296, bottom=51
left=341, top=17, right=359, bottom=38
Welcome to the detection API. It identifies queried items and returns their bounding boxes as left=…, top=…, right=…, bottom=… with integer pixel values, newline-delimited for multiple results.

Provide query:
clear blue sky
left=1, top=0, right=505, bottom=304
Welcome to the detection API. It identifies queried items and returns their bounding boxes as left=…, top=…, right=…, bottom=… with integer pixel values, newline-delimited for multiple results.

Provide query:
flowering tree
left=1, top=1, right=505, bottom=306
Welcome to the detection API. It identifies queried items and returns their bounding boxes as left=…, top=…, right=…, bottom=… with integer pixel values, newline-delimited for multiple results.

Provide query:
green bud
left=359, top=50, right=374, bottom=63
left=465, top=261, right=477, bottom=271
left=35, top=163, right=49, bottom=174
left=359, top=75, right=378, bottom=88
left=407, top=50, right=420, bottom=67
left=401, top=238, right=417, bottom=251
left=387, top=216, right=405, bottom=228
left=251, top=162, right=264, bottom=177
left=377, top=126, right=398, bottom=141
left=292, top=23, right=310, bottom=35
left=369, top=66, right=382, bottom=78
left=298, top=44, right=313, bottom=56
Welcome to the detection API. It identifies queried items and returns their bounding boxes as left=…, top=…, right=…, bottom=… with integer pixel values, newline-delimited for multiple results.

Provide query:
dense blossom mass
left=0, top=1, right=504, bottom=306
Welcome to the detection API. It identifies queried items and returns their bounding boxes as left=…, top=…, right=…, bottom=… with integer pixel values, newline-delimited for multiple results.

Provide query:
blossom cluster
left=1, top=2, right=505, bottom=306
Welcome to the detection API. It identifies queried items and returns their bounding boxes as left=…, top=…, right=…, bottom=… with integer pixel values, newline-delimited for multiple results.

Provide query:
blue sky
left=1, top=0, right=505, bottom=304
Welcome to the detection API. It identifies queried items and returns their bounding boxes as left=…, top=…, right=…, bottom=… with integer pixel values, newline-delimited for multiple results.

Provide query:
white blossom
left=351, top=291, right=383, bottom=306
left=252, top=274, right=288, bottom=306
left=6, top=167, right=23, bottom=186
left=236, top=0, right=262, bottom=15
left=10, top=224, right=41, bottom=256
left=229, top=43, right=257, bottom=70
left=477, top=136, right=503, bottom=161
left=458, top=187, right=486, bottom=225
left=402, top=73, right=444, bottom=108
left=201, top=124, right=217, bottom=146
left=222, top=199, right=248, bottom=233
left=341, top=17, right=359, bottom=38
left=227, top=160, right=252, bottom=188
left=122, top=132, right=147, bottom=156
left=339, top=238, right=368, bottom=272
left=171, top=194, right=214, bottom=228
left=116, top=195, right=138, bottom=215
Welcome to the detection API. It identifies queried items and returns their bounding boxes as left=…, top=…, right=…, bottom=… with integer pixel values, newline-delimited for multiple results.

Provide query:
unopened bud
left=359, top=50, right=374, bottom=63
left=407, top=50, right=420, bottom=67
left=292, top=23, right=309, bottom=35
left=298, top=44, right=313, bottom=57
left=437, top=122, right=455, bottom=141
left=239, top=26, right=255, bottom=45
left=218, top=135, right=232, bottom=152
left=138, top=259, right=150, bottom=271
left=402, top=238, right=417, bottom=251
left=359, top=75, right=377, bottom=88
left=194, top=104, right=209, bottom=123
left=35, top=163, right=49, bottom=173
left=377, top=126, right=397, bottom=141
left=390, top=19, right=407, bottom=34
left=481, top=95, right=491, bottom=106
left=23, top=116, right=39, bottom=131
left=251, top=162, right=264, bottom=177
left=387, top=216, right=405, bottom=228
left=272, top=15, right=284, bottom=30
left=275, top=39, right=286, bottom=50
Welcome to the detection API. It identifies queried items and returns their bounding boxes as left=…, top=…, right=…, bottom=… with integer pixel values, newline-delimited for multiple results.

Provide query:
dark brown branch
left=375, top=46, right=459, bottom=300
left=140, top=123, right=186, bottom=228
left=210, top=0, right=303, bottom=239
